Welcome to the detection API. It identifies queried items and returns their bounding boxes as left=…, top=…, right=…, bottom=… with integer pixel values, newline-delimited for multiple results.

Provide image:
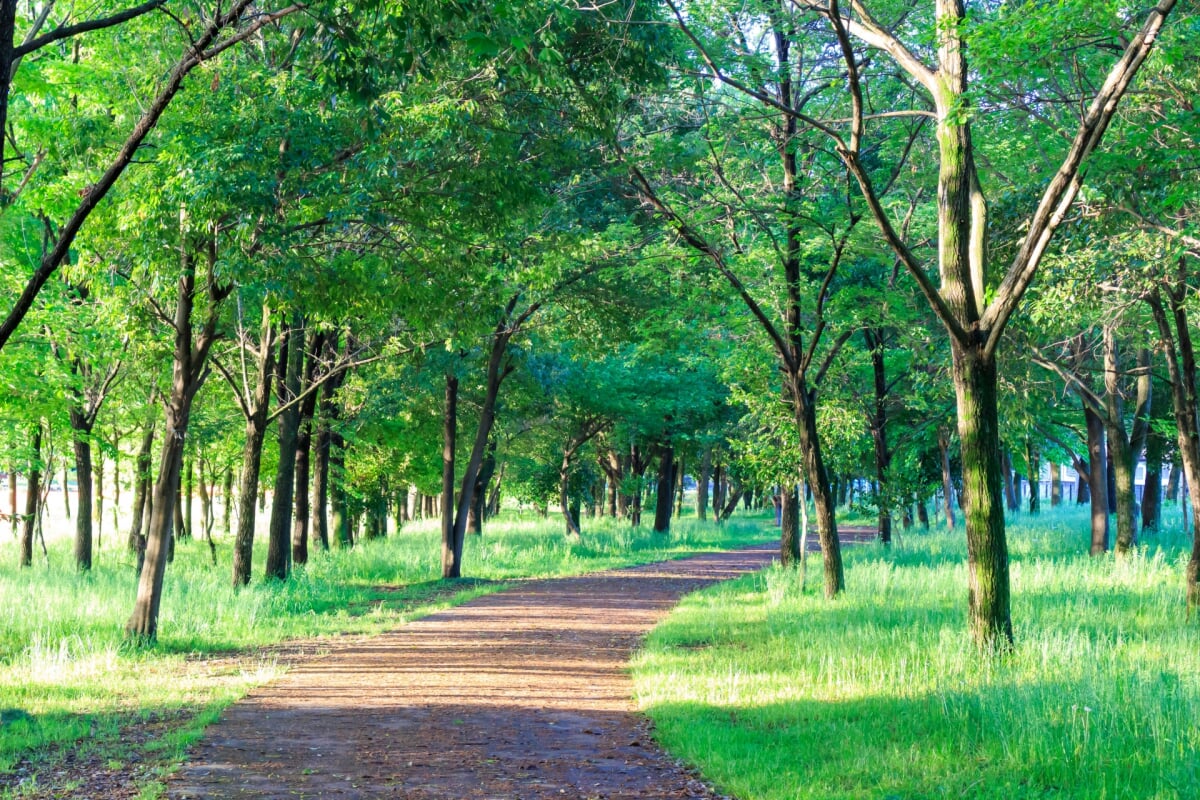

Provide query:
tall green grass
left=633, top=509, right=1200, bottom=800
left=0, top=512, right=770, bottom=784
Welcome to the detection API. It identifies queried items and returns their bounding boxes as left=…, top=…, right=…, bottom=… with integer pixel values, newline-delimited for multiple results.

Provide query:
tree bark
left=780, top=483, right=800, bottom=566
left=330, top=431, right=350, bottom=547
left=441, top=374, right=460, bottom=577
left=1148, top=282, right=1200, bottom=611
left=938, top=428, right=956, bottom=529
left=266, top=316, right=304, bottom=580
left=696, top=449, right=710, bottom=521
left=1083, top=404, right=1110, bottom=555
left=69, top=410, right=94, bottom=571
left=127, top=231, right=228, bottom=641
left=952, top=345, right=1012, bottom=648
left=231, top=308, right=276, bottom=586
left=1049, top=461, right=1062, bottom=507
left=865, top=327, right=892, bottom=544
left=652, top=446, right=674, bottom=534
left=1143, top=421, right=1165, bottom=533
left=467, top=440, right=496, bottom=535
left=19, top=425, right=41, bottom=568
left=1026, top=441, right=1040, bottom=514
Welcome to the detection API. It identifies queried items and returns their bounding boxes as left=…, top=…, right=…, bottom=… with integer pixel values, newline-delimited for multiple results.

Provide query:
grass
left=632, top=507, right=1200, bottom=800
left=0, top=510, right=771, bottom=796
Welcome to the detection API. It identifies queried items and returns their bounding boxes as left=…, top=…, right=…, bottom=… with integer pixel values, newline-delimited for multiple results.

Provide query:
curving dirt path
left=168, top=545, right=781, bottom=799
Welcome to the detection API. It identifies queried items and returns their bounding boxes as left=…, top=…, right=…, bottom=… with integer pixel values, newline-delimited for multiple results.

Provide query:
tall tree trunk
left=127, top=233, right=228, bottom=641
left=266, top=316, right=304, bottom=581
left=696, top=449, right=711, bottom=521
left=1148, top=283, right=1200, bottom=611
left=69, top=410, right=94, bottom=571
left=1083, top=404, right=1110, bottom=555
left=866, top=327, right=892, bottom=544
left=19, top=425, right=41, bottom=567
left=916, top=494, right=930, bottom=529
left=652, top=446, right=674, bottom=534
left=674, top=456, right=684, bottom=519
left=441, top=374, right=459, bottom=576
left=231, top=310, right=276, bottom=586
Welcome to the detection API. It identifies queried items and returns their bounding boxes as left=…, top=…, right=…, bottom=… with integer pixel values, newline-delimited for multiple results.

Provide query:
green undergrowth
left=0, top=512, right=770, bottom=794
left=633, top=508, right=1200, bottom=800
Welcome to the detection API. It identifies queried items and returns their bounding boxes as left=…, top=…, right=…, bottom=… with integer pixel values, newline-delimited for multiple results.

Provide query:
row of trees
left=1, top=1, right=1197, bottom=649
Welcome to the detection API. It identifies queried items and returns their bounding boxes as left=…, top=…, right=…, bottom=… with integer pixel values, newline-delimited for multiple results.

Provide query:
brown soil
left=167, top=545, right=782, bottom=799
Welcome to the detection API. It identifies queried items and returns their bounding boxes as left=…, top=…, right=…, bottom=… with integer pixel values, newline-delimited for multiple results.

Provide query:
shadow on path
left=169, top=545, right=779, bottom=799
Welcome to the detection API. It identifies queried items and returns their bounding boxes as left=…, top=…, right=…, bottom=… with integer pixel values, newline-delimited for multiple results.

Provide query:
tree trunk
left=441, top=374, right=460, bottom=577
left=1026, top=441, right=1040, bottom=515
left=866, top=327, right=892, bottom=544
left=1147, top=284, right=1200, bottom=611
left=222, top=466, right=233, bottom=536
left=127, top=235, right=227, bottom=641
left=791, top=379, right=844, bottom=597
left=231, top=416, right=269, bottom=584
left=19, top=425, right=41, bottom=567
left=916, top=494, right=930, bottom=529
left=560, top=454, right=580, bottom=537
left=1083, top=404, right=1110, bottom=555
left=266, top=317, right=304, bottom=580
left=951, top=345, right=1013, bottom=648
left=780, top=483, right=800, bottom=566
left=330, top=432, right=350, bottom=548
left=183, top=457, right=193, bottom=540
left=696, top=449, right=711, bottom=521
left=1001, top=450, right=1019, bottom=513
left=674, top=456, right=684, bottom=519
left=652, top=447, right=674, bottom=534
left=1049, top=461, right=1062, bottom=507
left=938, top=428, right=957, bottom=529
left=69, top=411, right=94, bottom=571
left=1143, top=423, right=1165, bottom=533
left=467, top=440, right=496, bottom=535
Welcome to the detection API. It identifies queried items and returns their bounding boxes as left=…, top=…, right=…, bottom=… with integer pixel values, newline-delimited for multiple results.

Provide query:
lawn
left=633, top=509, right=1200, bottom=800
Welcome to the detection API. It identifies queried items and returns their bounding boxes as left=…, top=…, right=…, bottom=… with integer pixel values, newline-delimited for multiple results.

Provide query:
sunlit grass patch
left=633, top=509, right=1200, bottom=800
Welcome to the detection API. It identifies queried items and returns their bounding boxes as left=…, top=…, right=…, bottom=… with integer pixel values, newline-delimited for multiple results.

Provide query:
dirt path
left=168, top=545, right=781, bottom=799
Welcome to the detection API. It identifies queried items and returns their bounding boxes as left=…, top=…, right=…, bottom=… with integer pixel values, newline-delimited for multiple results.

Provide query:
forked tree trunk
left=127, top=234, right=228, bottom=641
left=792, top=380, right=844, bottom=597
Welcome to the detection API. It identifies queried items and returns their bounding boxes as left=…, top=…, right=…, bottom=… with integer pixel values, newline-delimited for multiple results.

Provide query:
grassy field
left=0, top=510, right=772, bottom=796
left=633, top=509, right=1200, bottom=800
